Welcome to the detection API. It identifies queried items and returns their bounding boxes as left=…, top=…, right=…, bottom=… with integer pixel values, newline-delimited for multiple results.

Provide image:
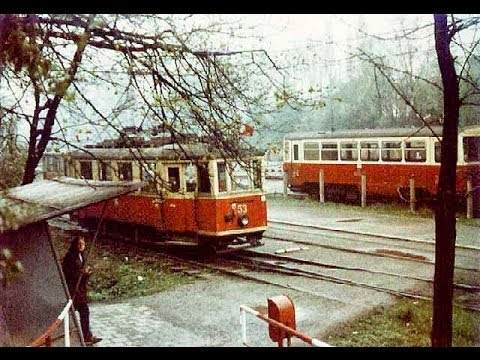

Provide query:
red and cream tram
left=283, top=125, right=480, bottom=204
left=45, top=142, right=267, bottom=252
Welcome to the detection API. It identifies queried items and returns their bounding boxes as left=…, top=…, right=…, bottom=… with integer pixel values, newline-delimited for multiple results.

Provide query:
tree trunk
left=431, top=14, right=460, bottom=347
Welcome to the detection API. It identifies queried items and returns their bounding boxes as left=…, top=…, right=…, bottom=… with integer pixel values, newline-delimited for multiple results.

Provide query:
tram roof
left=67, top=143, right=264, bottom=161
left=284, top=126, right=445, bottom=141
left=0, top=177, right=142, bottom=233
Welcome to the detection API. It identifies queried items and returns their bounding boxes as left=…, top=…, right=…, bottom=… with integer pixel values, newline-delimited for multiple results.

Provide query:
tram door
left=162, top=165, right=187, bottom=233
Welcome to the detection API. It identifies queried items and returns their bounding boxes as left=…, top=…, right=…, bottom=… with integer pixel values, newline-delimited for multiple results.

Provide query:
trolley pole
left=467, top=177, right=473, bottom=219
left=319, top=169, right=325, bottom=204
left=409, top=177, right=416, bottom=213
left=360, top=174, right=367, bottom=208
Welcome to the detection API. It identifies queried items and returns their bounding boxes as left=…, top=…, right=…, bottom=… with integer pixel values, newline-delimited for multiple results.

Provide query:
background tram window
left=293, top=144, right=299, bottom=160
left=321, top=143, right=338, bottom=160
left=118, top=162, right=133, bottom=181
left=381, top=141, right=402, bottom=162
left=340, top=142, right=358, bottom=161
left=405, top=140, right=426, bottom=162
left=217, top=162, right=227, bottom=192
left=198, top=164, right=211, bottom=193
left=167, top=167, right=180, bottom=192
left=360, top=142, right=379, bottom=161
left=80, top=161, right=93, bottom=179
left=99, top=162, right=112, bottom=181
left=303, top=142, right=320, bottom=160
left=463, top=137, right=480, bottom=162
left=435, top=142, right=441, bottom=162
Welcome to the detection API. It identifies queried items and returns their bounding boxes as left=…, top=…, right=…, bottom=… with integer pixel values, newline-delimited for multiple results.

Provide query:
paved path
left=90, top=274, right=389, bottom=347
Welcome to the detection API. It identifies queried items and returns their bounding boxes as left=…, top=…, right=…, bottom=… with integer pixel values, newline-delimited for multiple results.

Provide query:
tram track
left=262, top=233, right=480, bottom=273
left=80, top=228, right=480, bottom=314
left=151, top=245, right=480, bottom=313
left=237, top=245, right=480, bottom=292
left=268, top=219, right=480, bottom=252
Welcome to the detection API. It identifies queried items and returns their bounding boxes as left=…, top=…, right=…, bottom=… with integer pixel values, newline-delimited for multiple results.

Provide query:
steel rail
left=268, top=219, right=480, bottom=252
left=262, top=232, right=480, bottom=273
left=235, top=248, right=480, bottom=292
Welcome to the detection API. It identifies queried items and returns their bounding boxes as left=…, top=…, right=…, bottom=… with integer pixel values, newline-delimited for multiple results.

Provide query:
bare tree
left=0, top=14, right=321, bottom=186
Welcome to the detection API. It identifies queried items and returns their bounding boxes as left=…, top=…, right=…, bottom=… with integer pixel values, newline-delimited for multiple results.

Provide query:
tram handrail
left=29, top=299, right=73, bottom=347
left=239, top=304, right=332, bottom=347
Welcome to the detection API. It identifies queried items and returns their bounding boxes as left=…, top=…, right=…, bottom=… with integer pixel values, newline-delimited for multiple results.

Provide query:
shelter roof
left=0, top=177, right=142, bottom=232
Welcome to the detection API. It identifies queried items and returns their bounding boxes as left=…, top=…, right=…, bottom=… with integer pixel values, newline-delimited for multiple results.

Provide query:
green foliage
left=0, top=119, right=26, bottom=190
left=52, top=232, right=198, bottom=302
left=0, top=248, right=25, bottom=286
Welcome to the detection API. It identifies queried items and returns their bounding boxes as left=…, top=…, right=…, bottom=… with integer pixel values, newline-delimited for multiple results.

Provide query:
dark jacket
left=62, top=251, right=89, bottom=305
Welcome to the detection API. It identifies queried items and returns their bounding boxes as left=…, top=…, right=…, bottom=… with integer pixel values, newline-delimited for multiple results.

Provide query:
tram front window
left=217, top=162, right=227, bottom=193
left=198, top=164, right=211, bottom=193
left=229, top=162, right=250, bottom=192
left=464, top=137, right=480, bottom=162
left=167, top=167, right=180, bottom=192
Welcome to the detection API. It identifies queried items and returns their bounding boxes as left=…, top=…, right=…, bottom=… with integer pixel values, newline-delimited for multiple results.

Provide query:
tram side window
left=80, top=161, right=93, bottom=179
left=303, top=142, right=320, bottom=160
left=360, top=142, right=379, bottom=161
left=435, top=142, right=441, bottom=162
left=340, top=142, right=358, bottom=161
left=99, top=162, right=113, bottom=181
left=293, top=144, right=299, bottom=161
left=463, top=137, right=480, bottom=162
left=381, top=141, right=402, bottom=162
left=185, top=164, right=197, bottom=192
left=217, top=162, right=227, bottom=193
left=252, top=160, right=262, bottom=189
left=405, top=141, right=426, bottom=162
left=141, top=162, right=157, bottom=192
left=167, top=167, right=180, bottom=192
left=198, top=163, right=211, bottom=193
left=284, top=141, right=291, bottom=161
left=118, top=162, right=133, bottom=181
left=321, top=143, right=338, bottom=161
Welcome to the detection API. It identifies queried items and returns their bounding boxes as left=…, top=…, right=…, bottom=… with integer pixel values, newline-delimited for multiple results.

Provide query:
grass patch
left=267, top=195, right=434, bottom=219
left=324, top=299, right=480, bottom=347
left=50, top=228, right=201, bottom=303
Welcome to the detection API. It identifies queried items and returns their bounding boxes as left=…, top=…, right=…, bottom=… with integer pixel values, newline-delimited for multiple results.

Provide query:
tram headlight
left=239, top=215, right=249, bottom=227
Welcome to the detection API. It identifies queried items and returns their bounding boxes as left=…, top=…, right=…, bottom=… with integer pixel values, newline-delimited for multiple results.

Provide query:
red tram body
left=283, top=125, right=480, bottom=205
left=45, top=142, right=267, bottom=251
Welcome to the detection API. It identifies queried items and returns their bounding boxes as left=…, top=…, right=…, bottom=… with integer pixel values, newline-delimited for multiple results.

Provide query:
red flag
left=240, top=124, right=254, bottom=136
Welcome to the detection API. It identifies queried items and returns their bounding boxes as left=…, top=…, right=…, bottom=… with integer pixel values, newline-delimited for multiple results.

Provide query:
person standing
left=62, top=234, right=102, bottom=345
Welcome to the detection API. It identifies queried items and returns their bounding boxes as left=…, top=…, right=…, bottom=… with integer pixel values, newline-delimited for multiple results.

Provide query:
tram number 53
left=232, top=203, right=248, bottom=215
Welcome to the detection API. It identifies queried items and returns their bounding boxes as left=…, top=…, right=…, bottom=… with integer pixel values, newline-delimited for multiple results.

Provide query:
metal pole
left=361, top=174, right=367, bottom=208
left=319, top=169, right=325, bottom=203
left=410, top=177, right=416, bottom=213
left=64, top=313, right=70, bottom=347
left=44, top=222, right=86, bottom=347
left=240, top=307, right=247, bottom=345
left=467, top=178, right=473, bottom=219
left=283, top=172, right=288, bottom=198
